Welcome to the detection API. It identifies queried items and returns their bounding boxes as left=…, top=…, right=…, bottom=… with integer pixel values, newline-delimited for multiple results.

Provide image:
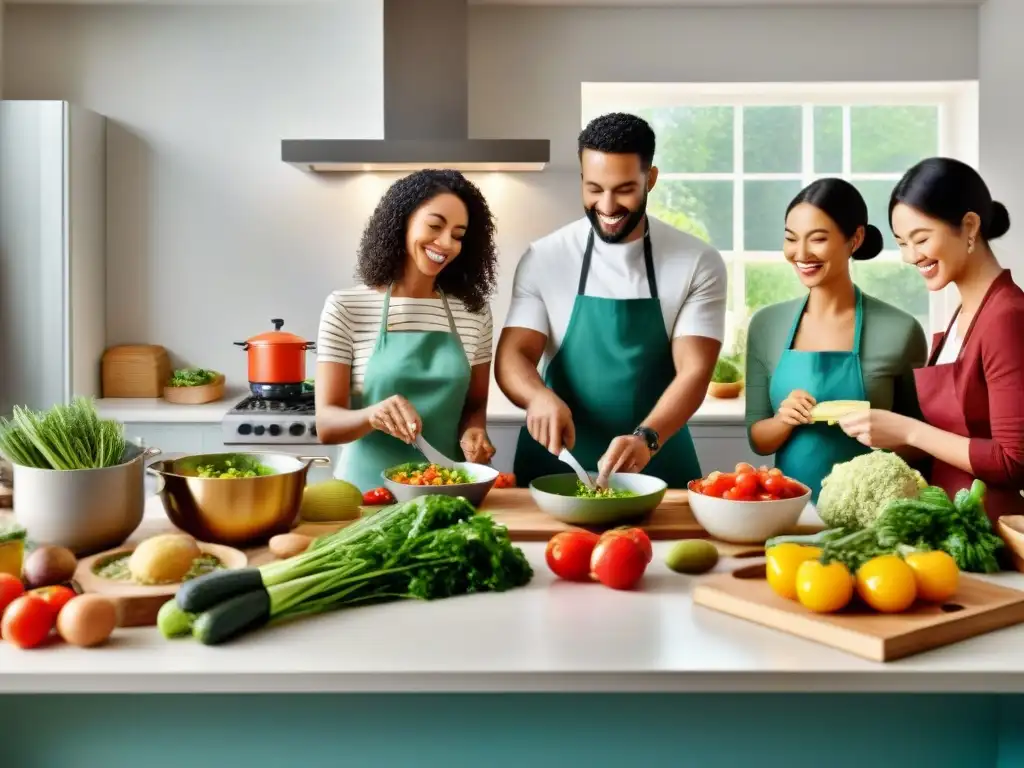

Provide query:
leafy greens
left=0, top=397, right=126, bottom=470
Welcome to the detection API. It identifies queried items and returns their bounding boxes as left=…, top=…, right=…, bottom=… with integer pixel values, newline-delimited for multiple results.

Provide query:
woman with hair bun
left=840, top=158, right=1024, bottom=522
left=745, top=178, right=928, bottom=501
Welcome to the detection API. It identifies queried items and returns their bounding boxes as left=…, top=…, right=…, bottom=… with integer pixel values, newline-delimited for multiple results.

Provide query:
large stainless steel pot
left=12, top=443, right=161, bottom=556
left=147, top=452, right=330, bottom=546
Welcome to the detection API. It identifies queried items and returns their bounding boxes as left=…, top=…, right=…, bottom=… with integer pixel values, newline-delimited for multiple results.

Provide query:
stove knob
left=238, top=424, right=252, bottom=435
left=254, top=425, right=266, bottom=436
left=289, top=423, right=305, bottom=437
left=310, top=424, right=318, bottom=438
left=269, top=424, right=282, bottom=436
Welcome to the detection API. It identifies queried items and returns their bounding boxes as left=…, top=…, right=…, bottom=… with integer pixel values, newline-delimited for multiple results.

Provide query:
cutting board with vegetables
left=693, top=562, right=1024, bottom=662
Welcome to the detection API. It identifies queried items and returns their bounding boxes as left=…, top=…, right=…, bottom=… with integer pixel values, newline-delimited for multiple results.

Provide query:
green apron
left=769, top=286, right=870, bottom=502
left=513, top=226, right=702, bottom=489
left=337, top=285, right=471, bottom=491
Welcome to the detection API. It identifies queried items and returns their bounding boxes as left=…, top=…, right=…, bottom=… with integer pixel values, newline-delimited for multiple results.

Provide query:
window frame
left=581, top=81, right=980, bottom=341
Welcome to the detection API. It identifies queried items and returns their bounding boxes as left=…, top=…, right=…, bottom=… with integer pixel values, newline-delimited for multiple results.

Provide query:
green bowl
left=529, top=473, right=668, bottom=525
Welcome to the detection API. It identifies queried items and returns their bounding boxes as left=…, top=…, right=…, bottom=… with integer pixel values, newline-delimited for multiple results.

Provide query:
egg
left=56, top=595, right=117, bottom=648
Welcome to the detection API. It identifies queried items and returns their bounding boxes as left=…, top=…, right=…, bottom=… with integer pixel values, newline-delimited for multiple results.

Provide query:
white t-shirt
left=503, top=216, right=728, bottom=362
left=316, top=286, right=493, bottom=396
left=936, top=312, right=964, bottom=365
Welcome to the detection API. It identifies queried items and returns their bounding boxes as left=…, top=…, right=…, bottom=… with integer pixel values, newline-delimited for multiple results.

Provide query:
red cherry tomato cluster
left=545, top=526, right=652, bottom=591
left=494, top=473, right=516, bottom=489
left=362, top=487, right=395, bottom=506
left=691, top=463, right=806, bottom=501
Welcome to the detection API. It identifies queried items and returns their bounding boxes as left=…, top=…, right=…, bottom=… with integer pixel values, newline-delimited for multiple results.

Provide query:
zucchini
left=192, top=588, right=271, bottom=646
left=157, top=598, right=196, bottom=638
left=176, top=567, right=265, bottom=613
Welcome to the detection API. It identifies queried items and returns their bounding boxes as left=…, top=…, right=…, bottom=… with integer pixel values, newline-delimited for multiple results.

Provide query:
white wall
left=3, top=2, right=982, bottom=417
left=468, top=6, right=980, bottom=369
left=3, top=1, right=383, bottom=390
left=979, top=0, right=1023, bottom=280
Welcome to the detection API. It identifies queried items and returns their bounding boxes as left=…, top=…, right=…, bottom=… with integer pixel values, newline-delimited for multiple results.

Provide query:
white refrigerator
left=0, top=100, right=107, bottom=415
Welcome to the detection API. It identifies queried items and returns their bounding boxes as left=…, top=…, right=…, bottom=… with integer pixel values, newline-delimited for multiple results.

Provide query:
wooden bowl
left=708, top=380, right=744, bottom=399
left=163, top=373, right=225, bottom=404
left=997, top=516, right=1024, bottom=572
left=73, top=540, right=247, bottom=626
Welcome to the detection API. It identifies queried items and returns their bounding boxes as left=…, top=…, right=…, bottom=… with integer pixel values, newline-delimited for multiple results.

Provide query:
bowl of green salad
left=529, top=473, right=667, bottom=525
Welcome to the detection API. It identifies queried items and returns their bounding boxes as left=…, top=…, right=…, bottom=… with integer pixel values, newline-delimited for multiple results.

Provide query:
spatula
left=415, top=434, right=456, bottom=470
left=558, top=447, right=596, bottom=491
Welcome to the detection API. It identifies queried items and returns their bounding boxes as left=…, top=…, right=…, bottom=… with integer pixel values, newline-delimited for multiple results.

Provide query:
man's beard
left=585, top=190, right=648, bottom=245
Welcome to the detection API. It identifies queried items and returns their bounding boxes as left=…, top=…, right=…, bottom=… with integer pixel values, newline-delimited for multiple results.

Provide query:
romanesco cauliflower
left=816, top=451, right=927, bottom=530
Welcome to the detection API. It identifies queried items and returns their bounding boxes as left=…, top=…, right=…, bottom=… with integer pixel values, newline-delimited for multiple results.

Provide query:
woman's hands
left=367, top=395, right=422, bottom=444
left=460, top=426, right=496, bottom=464
left=777, top=390, right=816, bottom=427
left=838, top=409, right=914, bottom=450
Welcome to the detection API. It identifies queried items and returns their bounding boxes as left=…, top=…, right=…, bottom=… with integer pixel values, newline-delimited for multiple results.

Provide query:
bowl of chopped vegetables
left=382, top=461, right=500, bottom=506
left=147, top=452, right=331, bottom=546
left=529, top=473, right=668, bottom=525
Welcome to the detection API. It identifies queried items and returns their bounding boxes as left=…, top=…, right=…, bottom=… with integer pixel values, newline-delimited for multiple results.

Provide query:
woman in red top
left=839, top=157, right=1023, bottom=523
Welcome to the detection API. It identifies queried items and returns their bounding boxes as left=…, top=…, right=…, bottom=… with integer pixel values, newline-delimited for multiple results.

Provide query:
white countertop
left=95, top=392, right=747, bottom=425
left=4, top=498, right=1024, bottom=694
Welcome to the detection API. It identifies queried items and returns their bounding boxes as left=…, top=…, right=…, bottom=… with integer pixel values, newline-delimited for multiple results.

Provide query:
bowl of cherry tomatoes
left=687, top=463, right=810, bottom=544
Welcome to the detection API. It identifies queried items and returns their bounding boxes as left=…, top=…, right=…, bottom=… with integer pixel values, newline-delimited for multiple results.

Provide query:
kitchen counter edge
left=95, top=393, right=748, bottom=425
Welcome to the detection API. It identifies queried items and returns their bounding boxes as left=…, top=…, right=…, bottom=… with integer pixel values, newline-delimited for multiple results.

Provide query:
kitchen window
left=582, top=81, right=979, bottom=355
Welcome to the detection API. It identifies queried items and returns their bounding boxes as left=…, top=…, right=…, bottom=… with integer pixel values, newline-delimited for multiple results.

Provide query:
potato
left=22, top=545, right=78, bottom=588
left=269, top=533, right=312, bottom=560
left=128, top=534, right=201, bottom=584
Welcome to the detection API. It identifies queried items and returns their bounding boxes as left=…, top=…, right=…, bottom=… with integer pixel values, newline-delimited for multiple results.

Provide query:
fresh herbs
left=711, top=358, right=742, bottom=384
left=0, top=398, right=126, bottom=470
left=160, top=495, right=534, bottom=644
left=768, top=480, right=1004, bottom=573
left=168, top=368, right=219, bottom=387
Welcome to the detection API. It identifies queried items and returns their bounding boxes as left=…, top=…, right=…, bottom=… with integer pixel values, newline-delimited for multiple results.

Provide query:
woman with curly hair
left=314, top=169, right=499, bottom=490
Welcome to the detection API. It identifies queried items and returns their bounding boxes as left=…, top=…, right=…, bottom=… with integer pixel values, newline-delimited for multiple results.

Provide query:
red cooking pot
left=234, top=319, right=316, bottom=391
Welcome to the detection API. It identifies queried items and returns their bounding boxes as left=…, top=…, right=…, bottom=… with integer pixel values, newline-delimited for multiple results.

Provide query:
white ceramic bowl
left=382, top=462, right=499, bottom=507
left=686, top=480, right=811, bottom=544
left=530, top=473, right=668, bottom=525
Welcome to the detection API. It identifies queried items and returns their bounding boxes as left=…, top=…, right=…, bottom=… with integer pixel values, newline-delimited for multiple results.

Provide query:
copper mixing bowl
left=147, top=452, right=330, bottom=546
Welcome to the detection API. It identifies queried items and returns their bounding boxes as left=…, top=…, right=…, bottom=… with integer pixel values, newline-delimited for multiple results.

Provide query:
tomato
left=494, top=473, right=516, bottom=489
left=1, top=594, right=55, bottom=649
left=734, top=471, right=759, bottom=498
left=734, top=462, right=756, bottom=476
left=856, top=555, right=918, bottom=613
left=590, top=534, right=647, bottom=590
left=604, top=527, right=652, bottom=564
left=546, top=531, right=600, bottom=582
left=30, top=585, right=76, bottom=615
left=702, top=471, right=736, bottom=498
left=362, top=487, right=394, bottom=505
left=795, top=560, right=854, bottom=613
left=0, top=573, right=25, bottom=616
left=766, top=543, right=822, bottom=600
left=762, top=474, right=787, bottom=497
left=903, top=551, right=959, bottom=602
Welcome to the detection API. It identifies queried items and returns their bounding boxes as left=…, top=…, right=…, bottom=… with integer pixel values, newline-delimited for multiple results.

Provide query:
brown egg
left=56, top=595, right=117, bottom=648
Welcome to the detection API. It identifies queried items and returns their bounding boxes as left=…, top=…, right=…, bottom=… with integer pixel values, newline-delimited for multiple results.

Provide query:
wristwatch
left=632, top=426, right=660, bottom=455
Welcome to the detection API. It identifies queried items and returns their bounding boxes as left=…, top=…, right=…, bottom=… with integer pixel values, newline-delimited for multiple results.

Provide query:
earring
left=967, top=236, right=975, bottom=254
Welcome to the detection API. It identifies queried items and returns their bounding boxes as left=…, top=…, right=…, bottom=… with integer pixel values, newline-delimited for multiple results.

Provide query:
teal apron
left=337, top=285, right=471, bottom=491
left=513, top=226, right=702, bottom=489
left=769, top=286, right=870, bottom=502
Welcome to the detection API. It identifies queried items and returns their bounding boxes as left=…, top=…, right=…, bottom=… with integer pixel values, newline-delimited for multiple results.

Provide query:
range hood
left=282, top=0, right=550, bottom=173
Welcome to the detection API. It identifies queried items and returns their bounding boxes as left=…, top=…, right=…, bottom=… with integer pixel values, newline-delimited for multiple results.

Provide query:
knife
left=414, top=434, right=456, bottom=469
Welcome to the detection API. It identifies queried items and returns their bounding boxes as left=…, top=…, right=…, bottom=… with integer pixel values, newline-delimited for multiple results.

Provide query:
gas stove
left=221, top=393, right=320, bottom=445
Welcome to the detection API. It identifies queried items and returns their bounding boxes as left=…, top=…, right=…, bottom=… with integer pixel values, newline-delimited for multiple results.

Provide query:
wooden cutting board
left=693, top=561, right=1024, bottom=662
left=73, top=541, right=248, bottom=627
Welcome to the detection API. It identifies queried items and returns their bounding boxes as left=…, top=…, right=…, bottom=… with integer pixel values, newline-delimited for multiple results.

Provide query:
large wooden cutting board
left=693, top=562, right=1024, bottom=662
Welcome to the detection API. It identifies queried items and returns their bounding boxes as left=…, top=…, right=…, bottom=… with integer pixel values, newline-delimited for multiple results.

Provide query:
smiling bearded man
left=495, top=111, right=728, bottom=490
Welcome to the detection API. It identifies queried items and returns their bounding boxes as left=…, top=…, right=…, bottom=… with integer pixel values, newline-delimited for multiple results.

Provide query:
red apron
left=914, top=293, right=1024, bottom=524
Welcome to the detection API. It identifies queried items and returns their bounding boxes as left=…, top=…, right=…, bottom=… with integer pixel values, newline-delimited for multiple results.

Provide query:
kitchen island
left=2, top=500, right=1024, bottom=766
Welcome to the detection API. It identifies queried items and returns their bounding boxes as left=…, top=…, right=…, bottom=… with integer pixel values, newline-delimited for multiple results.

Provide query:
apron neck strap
left=379, top=284, right=460, bottom=338
left=578, top=224, right=658, bottom=299
left=784, top=285, right=864, bottom=353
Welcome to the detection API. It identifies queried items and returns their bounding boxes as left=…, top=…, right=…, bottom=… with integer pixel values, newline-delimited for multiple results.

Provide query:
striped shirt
left=316, top=286, right=493, bottom=395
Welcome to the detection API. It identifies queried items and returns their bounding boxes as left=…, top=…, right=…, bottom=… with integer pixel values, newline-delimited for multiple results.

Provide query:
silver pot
left=12, top=443, right=161, bottom=556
